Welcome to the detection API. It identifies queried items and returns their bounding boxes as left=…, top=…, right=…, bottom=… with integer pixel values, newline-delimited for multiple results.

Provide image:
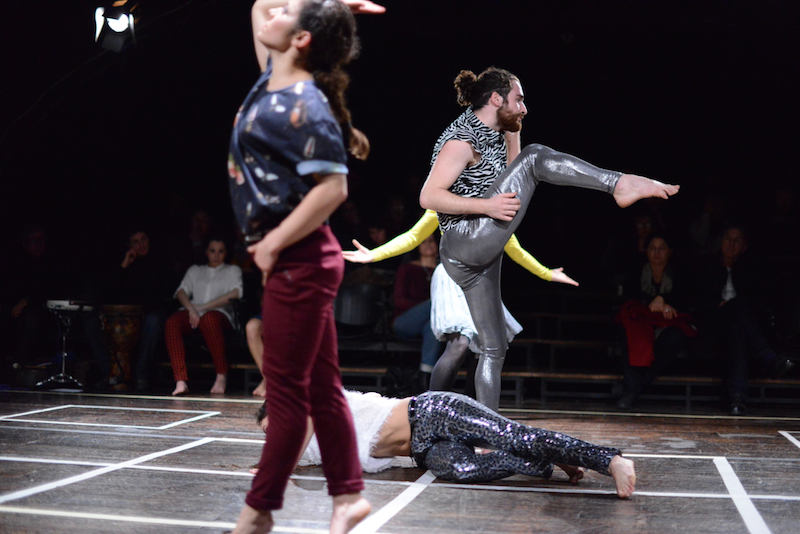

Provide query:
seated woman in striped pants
left=165, top=237, right=242, bottom=396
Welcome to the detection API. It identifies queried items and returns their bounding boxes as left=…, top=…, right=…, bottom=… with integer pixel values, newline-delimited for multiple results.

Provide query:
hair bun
left=454, top=70, right=478, bottom=107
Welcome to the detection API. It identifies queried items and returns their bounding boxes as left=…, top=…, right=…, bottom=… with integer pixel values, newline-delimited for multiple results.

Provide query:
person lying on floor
left=253, top=389, right=636, bottom=497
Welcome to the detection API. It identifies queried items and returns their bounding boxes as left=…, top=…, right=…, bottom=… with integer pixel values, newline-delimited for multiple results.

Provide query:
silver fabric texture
left=409, top=391, right=621, bottom=483
left=439, top=143, right=621, bottom=410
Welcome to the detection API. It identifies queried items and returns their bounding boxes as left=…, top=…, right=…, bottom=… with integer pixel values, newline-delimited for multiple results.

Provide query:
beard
left=497, top=105, right=523, bottom=133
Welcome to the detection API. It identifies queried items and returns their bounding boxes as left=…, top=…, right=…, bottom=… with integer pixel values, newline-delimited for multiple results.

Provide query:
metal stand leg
left=36, top=312, right=83, bottom=392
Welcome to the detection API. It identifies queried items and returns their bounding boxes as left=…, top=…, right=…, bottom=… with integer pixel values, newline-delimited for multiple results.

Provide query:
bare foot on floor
left=252, top=378, right=267, bottom=398
left=211, top=373, right=227, bottom=395
left=172, top=380, right=189, bottom=396
left=614, top=173, right=679, bottom=208
left=231, top=504, right=273, bottom=534
left=330, top=493, right=371, bottom=534
left=557, top=464, right=585, bottom=484
left=608, top=455, right=636, bottom=498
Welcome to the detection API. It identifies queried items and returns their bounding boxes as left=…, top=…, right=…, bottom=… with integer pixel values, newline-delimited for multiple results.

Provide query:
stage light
left=95, top=1, right=138, bottom=52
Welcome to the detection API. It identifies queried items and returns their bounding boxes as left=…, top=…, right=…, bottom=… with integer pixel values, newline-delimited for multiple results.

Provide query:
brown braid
left=296, top=0, right=369, bottom=159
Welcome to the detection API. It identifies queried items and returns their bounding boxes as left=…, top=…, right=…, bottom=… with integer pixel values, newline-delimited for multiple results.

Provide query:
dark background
left=2, top=0, right=799, bottom=301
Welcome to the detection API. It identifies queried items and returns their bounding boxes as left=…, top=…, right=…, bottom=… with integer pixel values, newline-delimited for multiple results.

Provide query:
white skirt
left=429, top=264, right=523, bottom=354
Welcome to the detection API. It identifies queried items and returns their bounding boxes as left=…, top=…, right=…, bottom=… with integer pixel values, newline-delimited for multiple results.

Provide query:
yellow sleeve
left=503, top=234, right=553, bottom=281
left=371, top=210, right=439, bottom=263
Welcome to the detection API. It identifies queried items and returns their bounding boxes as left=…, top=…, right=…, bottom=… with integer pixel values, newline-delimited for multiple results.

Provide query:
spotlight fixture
left=95, top=1, right=138, bottom=52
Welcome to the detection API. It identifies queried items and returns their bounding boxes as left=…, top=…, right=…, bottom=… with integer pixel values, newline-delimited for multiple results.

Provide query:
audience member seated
left=391, top=235, right=443, bottom=384
left=4, top=224, right=62, bottom=367
left=693, top=225, right=794, bottom=415
left=165, top=237, right=243, bottom=396
left=600, top=211, right=659, bottom=292
left=615, top=234, right=695, bottom=409
left=109, top=228, right=176, bottom=390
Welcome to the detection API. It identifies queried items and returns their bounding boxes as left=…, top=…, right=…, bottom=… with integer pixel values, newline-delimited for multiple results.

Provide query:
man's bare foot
left=172, top=380, right=189, bottom=396
left=330, top=493, right=371, bottom=534
left=556, top=463, right=585, bottom=484
left=231, top=504, right=273, bottom=534
left=608, top=455, right=636, bottom=498
left=252, top=378, right=267, bottom=398
left=613, top=173, right=680, bottom=208
left=211, top=373, right=227, bottom=395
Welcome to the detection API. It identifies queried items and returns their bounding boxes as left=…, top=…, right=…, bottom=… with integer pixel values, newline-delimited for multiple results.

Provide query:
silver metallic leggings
left=439, top=144, right=621, bottom=410
left=409, top=391, right=621, bottom=483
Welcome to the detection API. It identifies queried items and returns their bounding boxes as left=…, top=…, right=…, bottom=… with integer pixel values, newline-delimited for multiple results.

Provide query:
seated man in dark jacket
left=693, top=225, right=793, bottom=415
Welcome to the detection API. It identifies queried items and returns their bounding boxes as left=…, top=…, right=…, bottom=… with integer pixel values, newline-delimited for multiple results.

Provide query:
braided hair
left=296, top=0, right=369, bottom=159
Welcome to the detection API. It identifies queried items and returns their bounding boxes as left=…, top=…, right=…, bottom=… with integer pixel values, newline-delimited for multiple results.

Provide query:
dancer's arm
left=503, top=235, right=578, bottom=286
left=251, top=0, right=386, bottom=72
left=505, top=131, right=522, bottom=164
left=503, top=235, right=551, bottom=281
left=343, top=210, right=438, bottom=263
left=251, top=0, right=285, bottom=72
left=503, top=235, right=580, bottom=286
left=420, top=140, right=520, bottom=221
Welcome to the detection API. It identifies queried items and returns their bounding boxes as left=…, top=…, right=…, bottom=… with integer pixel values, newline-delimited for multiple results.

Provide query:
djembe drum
left=100, top=305, right=143, bottom=391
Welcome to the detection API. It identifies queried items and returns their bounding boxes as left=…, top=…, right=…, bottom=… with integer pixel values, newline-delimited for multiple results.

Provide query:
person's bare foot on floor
left=252, top=378, right=267, bottom=397
left=614, top=173, right=679, bottom=208
left=231, top=504, right=273, bottom=534
left=211, top=373, right=227, bottom=395
left=330, top=493, right=371, bottom=534
left=608, top=455, right=636, bottom=498
left=557, top=464, right=585, bottom=484
left=172, top=380, right=189, bottom=396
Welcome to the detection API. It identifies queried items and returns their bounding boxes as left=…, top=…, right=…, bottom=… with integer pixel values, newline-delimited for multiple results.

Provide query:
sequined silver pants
left=409, top=391, right=621, bottom=483
left=439, top=144, right=621, bottom=410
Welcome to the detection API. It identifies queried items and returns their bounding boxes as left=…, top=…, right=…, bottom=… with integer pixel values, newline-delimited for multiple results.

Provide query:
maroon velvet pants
left=246, top=225, right=363, bottom=511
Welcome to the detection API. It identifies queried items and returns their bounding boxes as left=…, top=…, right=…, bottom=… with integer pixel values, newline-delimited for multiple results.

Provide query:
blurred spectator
left=692, top=225, right=794, bottom=415
left=173, top=209, right=214, bottom=275
left=392, top=235, right=444, bottom=384
left=165, top=237, right=242, bottom=396
left=4, top=225, right=62, bottom=366
left=755, top=186, right=800, bottom=346
left=600, top=211, right=659, bottom=293
left=614, top=234, right=695, bottom=409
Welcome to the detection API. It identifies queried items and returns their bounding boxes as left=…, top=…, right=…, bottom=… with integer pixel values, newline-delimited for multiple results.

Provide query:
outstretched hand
left=549, top=267, right=579, bottom=287
left=342, top=239, right=375, bottom=263
left=342, top=0, right=386, bottom=14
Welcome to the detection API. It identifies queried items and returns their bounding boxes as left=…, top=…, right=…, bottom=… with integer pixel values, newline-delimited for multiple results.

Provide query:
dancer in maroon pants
left=227, top=1, right=385, bottom=533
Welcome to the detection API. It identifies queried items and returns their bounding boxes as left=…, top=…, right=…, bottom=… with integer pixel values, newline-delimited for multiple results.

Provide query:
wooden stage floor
left=2, top=389, right=800, bottom=534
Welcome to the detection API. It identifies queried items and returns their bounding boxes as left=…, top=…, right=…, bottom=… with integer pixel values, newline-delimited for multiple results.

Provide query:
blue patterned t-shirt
left=229, top=62, right=349, bottom=241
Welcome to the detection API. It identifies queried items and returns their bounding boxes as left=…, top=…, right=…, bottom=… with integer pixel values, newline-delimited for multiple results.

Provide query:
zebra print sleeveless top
left=430, top=108, right=507, bottom=233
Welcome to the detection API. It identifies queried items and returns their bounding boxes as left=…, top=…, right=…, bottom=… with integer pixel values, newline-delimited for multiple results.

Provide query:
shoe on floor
left=772, top=358, right=795, bottom=378
left=615, top=391, right=638, bottom=410
left=729, top=395, right=747, bottom=416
